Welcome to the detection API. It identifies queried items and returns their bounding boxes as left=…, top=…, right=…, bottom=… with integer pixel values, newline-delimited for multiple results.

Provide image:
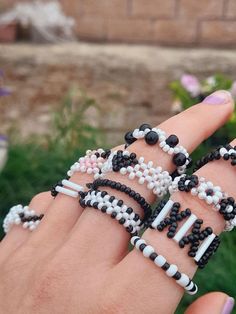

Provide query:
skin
left=0, top=90, right=235, bottom=314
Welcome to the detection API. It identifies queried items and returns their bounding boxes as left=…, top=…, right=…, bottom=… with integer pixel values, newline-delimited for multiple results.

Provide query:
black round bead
left=145, top=131, right=159, bottom=145
left=139, top=123, right=151, bottom=131
left=166, top=134, right=179, bottom=148
left=173, top=153, right=187, bottom=166
left=124, top=131, right=136, bottom=144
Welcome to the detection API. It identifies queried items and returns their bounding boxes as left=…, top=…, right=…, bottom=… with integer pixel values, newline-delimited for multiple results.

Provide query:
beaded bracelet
left=87, top=178, right=152, bottom=222
left=79, top=190, right=142, bottom=235
left=193, top=144, right=236, bottom=171
left=3, top=205, right=44, bottom=233
left=101, top=150, right=172, bottom=197
left=147, top=200, right=220, bottom=269
left=67, top=148, right=110, bottom=178
left=51, top=179, right=84, bottom=198
left=131, top=236, right=198, bottom=295
left=124, top=123, right=192, bottom=175
left=169, top=174, right=236, bottom=231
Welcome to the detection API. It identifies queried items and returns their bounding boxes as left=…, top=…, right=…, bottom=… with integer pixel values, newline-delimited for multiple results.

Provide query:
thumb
left=185, top=292, right=235, bottom=314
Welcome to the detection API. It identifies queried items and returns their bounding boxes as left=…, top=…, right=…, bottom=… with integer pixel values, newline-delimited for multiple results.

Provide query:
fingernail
left=221, top=297, right=235, bottom=314
left=202, top=90, right=232, bottom=105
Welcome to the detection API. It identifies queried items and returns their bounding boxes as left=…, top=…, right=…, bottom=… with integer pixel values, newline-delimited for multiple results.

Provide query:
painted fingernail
left=202, top=90, right=232, bottom=105
left=221, top=297, right=235, bottom=314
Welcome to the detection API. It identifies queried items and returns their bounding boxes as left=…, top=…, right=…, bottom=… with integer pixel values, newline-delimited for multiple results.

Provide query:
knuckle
left=29, top=191, right=52, bottom=207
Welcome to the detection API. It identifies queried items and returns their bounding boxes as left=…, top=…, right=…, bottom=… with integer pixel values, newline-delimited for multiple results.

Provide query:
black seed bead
left=139, top=243, right=146, bottom=251
left=119, top=218, right=126, bottom=225
left=117, top=200, right=123, bottom=206
left=173, top=153, right=187, bottom=166
left=167, top=231, right=175, bottom=238
left=145, top=131, right=159, bottom=145
left=111, top=212, right=117, bottom=219
left=139, top=123, right=151, bottom=131
left=149, top=252, right=158, bottom=261
left=173, top=271, right=181, bottom=280
left=162, top=262, right=170, bottom=271
left=179, top=240, right=185, bottom=248
left=101, top=206, right=107, bottom=213
left=188, top=252, right=196, bottom=257
left=126, top=207, right=133, bottom=214
left=166, top=134, right=179, bottom=148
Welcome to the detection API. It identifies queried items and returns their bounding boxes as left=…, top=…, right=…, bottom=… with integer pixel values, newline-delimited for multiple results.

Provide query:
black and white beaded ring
left=79, top=189, right=142, bottom=235
left=131, top=236, right=198, bottom=295
left=51, top=179, right=84, bottom=198
left=87, top=178, right=152, bottom=222
left=169, top=174, right=236, bottom=231
left=124, top=123, right=192, bottom=175
left=193, top=144, right=236, bottom=171
left=3, top=205, right=44, bottom=233
left=101, top=150, right=172, bottom=197
left=147, top=200, right=220, bottom=269
left=67, top=148, right=110, bottom=178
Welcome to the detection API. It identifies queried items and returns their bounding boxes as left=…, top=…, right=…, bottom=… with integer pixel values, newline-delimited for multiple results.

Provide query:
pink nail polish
left=222, top=297, right=235, bottom=314
left=202, top=91, right=231, bottom=105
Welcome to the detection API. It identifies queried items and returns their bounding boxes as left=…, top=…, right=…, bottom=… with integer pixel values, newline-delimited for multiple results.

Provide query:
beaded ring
left=67, top=148, right=110, bottom=178
left=87, top=178, right=152, bottom=222
left=169, top=174, right=236, bottom=231
left=147, top=200, right=220, bottom=268
left=194, top=145, right=236, bottom=171
left=3, top=205, right=43, bottom=233
left=79, top=190, right=142, bottom=235
left=124, top=123, right=192, bottom=175
left=51, top=179, right=84, bottom=198
left=101, top=150, right=172, bottom=197
left=131, top=236, right=198, bottom=295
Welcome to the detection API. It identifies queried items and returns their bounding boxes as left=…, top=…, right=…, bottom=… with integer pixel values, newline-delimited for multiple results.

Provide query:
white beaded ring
left=131, top=236, right=198, bottom=295
left=125, top=125, right=191, bottom=175
left=169, top=175, right=236, bottom=232
left=3, top=205, right=43, bottom=233
left=67, top=148, right=109, bottom=178
left=101, top=150, right=172, bottom=197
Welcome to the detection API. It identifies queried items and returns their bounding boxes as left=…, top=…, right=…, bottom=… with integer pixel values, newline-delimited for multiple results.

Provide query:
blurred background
left=0, top=1, right=236, bottom=313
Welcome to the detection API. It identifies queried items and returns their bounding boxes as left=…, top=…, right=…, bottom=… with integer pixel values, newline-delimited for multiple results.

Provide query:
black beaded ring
left=87, top=178, right=152, bottom=222
left=79, top=189, right=142, bottom=235
left=124, top=123, right=192, bottom=176
left=147, top=200, right=220, bottom=269
left=193, top=144, right=236, bottom=172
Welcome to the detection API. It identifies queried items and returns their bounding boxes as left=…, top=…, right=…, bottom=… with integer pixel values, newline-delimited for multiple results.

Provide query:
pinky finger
left=0, top=191, right=52, bottom=263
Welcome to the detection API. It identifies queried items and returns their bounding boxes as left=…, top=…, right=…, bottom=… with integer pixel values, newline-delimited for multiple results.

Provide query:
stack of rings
left=79, top=189, right=142, bottom=235
left=131, top=236, right=198, bottom=295
left=101, top=150, right=172, bottom=197
left=169, top=174, right=236, bottom=231
left=147, top=200, right=220, bottom=268
left=88, top=178, right=152, bottom=221
left=3, top=205, right=43, bottom=233
left=124, top=123, right=192, bottom=175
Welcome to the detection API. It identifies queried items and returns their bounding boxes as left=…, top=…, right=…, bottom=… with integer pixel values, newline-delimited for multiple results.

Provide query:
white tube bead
left=151, top=200, right=174, bottom=228
left=173, top=214, right=197, bottom=243
left=62, top=179, right=84, bottom=192
left=55, top=186, right=78, bottom=198
left=166, top=264, right=178, bottom=277
left=194, top=233, right=216, bottom=262
left=143, top=245, right=155, bottom=257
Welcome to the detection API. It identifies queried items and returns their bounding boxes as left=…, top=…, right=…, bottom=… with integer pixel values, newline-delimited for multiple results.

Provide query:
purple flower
left=0, top=87, right=11, bottom=97
left=180, top=74, right=201, bottom=97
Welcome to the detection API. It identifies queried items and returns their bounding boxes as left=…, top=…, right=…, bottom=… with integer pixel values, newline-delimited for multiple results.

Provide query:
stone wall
left=1, top=43, right=236, bottom=145
left=1, top=0, right=236, bottom=47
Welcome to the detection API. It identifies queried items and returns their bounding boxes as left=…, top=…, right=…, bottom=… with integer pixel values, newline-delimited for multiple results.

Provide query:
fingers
left=0, top=192, right=53, bottom=263
left=63, top=90, right=234, bottom=267
left=185, top=292, right=234, bottom=314
left=117, top=135, right=236, bottom=312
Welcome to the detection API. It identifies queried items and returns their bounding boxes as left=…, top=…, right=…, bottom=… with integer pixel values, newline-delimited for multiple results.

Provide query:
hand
left=0, top=90, right=235, bottom=314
